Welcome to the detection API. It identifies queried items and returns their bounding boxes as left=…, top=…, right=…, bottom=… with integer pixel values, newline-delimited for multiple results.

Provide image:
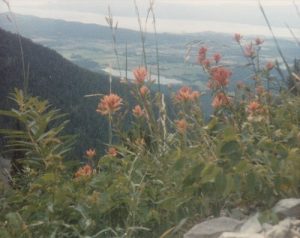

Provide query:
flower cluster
left=86, top=148, right=96, bottom=158
left=234, top=33, right=242, bottom=43
left=246, top=101, right=268, bottom=122
left=176, top=119, right=187, bottom=134
left=175, top=86, right=200, bottom=103
left=208, top=66, right=232, bottom=89
left=133, top=67, right=147, bottom=84
left=132, top=105, right=144, bottom=117
left=198, top=47, right=223, bottom=70
left=198, top=47, right=208, bottom=64
left=211, top=92, right=231, bottom=108
left=107, top=147, right=118, bottom=157
left=244, top=43, right=255, bottom=58
left=197, top=45, right=232, bottom=109
left=213, top=53, right=222, bottom=64
left=265, top=61, right=274, bottom=71
left=96, top=93, right=123, bottom=115
left=140, top=85, right=149, bottom=97
left=75, top=164, right=93, bottom=179
left=247, top=101, right=261, bottom=114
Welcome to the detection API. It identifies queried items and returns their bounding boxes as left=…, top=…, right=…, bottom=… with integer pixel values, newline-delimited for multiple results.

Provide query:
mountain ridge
left=0, top=27, right=133, bottom=156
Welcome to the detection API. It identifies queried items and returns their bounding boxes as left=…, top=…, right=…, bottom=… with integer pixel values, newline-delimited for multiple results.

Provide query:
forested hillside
left=0, top=27, right=132, bottom=156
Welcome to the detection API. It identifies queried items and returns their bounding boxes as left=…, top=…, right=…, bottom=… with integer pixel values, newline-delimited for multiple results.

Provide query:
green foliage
left=0, top=89, right=75, bottom=186
left=1, top=87, right=300, bottom=237
left=1, top=31, right=300, bottom=238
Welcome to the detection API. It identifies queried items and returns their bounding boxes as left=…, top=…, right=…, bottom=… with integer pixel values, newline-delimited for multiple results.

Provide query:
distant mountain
left=0, top=13, right=192, bottom=44
left=0, top=27, right=135, bottom=156
left=0, top=13, right=298, bottom=90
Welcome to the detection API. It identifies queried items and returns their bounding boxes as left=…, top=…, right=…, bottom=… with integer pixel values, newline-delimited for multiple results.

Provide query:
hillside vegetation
left=0, top=26, right=300, bottom=238
left=0, top=27, right=137, bottom=156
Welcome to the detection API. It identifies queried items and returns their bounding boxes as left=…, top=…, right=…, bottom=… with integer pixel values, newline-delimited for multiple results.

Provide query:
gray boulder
left=273, top=198, right=300, bottom=219
left=219, top=232, right=264, bottom=238
left=239, top=213, right=262, bottom=234
left=265, top=218, right=293, bottom=238
left=184, top=217, right=243, bottom=238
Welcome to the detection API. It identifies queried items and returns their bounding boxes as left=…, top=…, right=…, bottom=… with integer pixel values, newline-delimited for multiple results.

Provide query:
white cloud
left=138, top=0, right=292, bottom=6
left=1, top=0, right=298, bottom=38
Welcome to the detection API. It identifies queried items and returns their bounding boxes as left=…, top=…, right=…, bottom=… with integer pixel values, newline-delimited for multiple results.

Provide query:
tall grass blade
left=133, top=0, right=148, bottom=68
left=259, top=1, right=292, bottom=77
left=2, top=0, right=28, bottom=96
left=285, top=23, right=300, bottom=47
left=147, top=0, right=161, bottom=92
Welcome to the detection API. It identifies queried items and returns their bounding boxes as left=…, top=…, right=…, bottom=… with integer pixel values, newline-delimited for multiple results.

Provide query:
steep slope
left=0, top=28, right=132, bottom=156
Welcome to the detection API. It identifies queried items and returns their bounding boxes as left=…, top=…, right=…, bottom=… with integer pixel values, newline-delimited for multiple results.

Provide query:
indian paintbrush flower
left=234, top=33, right=242, bottom=43
left=75, top=164, right=93, bottom=178
left=96, top=93, right=122, bottom=115
left=176, top=119, right=187, bottom=134
left=209, top=66, right=231, bottom=88
left=132, top=105, right=144, bottom=117
left=107, top=147, right=118, bottom=157
left=175, top=86, right=200, bottom=102
left=211, top=92, right=230, bottom=108
left=133, top=67, right=147, bottom=84
left=213, top=53, right=222, bottom=63
left=86, top=148, right=96, bottom=158
left=140, top=86, right=149, bottom=97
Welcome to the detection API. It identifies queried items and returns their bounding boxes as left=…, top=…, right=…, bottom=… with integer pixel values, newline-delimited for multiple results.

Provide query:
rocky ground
left=184, top=198, right=300, bottom=238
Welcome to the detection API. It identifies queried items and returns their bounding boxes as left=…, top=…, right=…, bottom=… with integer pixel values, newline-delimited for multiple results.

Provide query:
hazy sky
left=1, top=0, right=300, bottom=37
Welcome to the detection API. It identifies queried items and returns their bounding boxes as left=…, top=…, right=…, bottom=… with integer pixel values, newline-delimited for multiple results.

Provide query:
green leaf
left=201, top=163, right=222, bottom=184
left=5, top=212, right=24, bottom=232
left=183, top=164, right=204, bottom=186
left=223, top=127, right=238, bottom=142
left=224, top=174, right=235, bottom=196
left=204, top=116, right=218, bottom=131
left=0, top=229, right=11, bottom=238
left=219, top=140, right=242, bottom=162
left=41, top=173, right=57, bottom=183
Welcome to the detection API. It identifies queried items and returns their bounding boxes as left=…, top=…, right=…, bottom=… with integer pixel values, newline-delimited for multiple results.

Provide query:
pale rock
left=265, top=218, right=292, bottom=238
left=184, top=217, right=243, bottom=238
left=262, top=223, right=273, bottom=232
left=239, top=213, right=262, bottom=233
left=229, top=208, right=247, bottom=220
left=273, top=198, right=300, bottom=219
left=219, top=232, right=264, bottom=238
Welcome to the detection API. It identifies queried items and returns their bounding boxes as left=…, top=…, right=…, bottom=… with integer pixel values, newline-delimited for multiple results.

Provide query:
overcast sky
left=1, top=0, right=300, bottom=37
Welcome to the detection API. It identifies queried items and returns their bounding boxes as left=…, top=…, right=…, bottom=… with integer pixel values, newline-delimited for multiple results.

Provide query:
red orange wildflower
left=133, top=67, right=147, bottom=84
left=255, top=37, right=264, bottom=45
left=244, top=43, right=255, bottom=58
left=175, top=86, right=200, bottom=102
left=213, top=53, right=222, bottom=63
left=210, top=67, right=231, bottom=88
left=198, top=46, right=208, bottom=64
left=96, top=93, right=122, bottom=115
left=202, top=59, right=211, bottom=68
left=140, top=86, right=149, bottom=97
left=86, top=148, right=96, bottom=158
left=107, top=147, right=118, bottom=157
left=75, top=164, right=93, bottom=178
left=265, top=61, right=274, bottom=71
left=247, top=101, right=261, bottom=114
left=234, top=33, right=242, bottom=43
left=211, top=93, right=230, bottom=108
left=132, top=105, right=144, bottom=117
left=176, top=119, right=187, bottom=134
